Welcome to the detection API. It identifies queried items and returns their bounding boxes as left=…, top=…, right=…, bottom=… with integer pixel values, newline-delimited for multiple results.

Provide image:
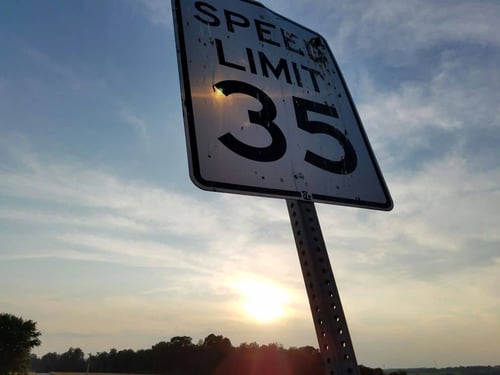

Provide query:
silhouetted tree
left=287, top=346, right=323, bottom=375
left=87, top=350, right=117, bottom=373
left=150, top=341, right=169, bottom=372
left=0, top=313, right=41, bottom=375
left=168, top=336, right=196, bottom=374
left=193, top=333, right=233, bottom=374
left=35, top=352, right=59, bottom=372
left=200, top=334, right=233, bottom=372
left=114, top=349, right=136, bottom=373
left=59, top=347, right=85, bottom=371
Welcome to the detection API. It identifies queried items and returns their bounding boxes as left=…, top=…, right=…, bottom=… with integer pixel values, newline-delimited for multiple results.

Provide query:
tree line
left=30, top=334, right=326, bottom=375
left=3, top=312, right=385, bottom=375
left=29, top=334, right=386, bottom=375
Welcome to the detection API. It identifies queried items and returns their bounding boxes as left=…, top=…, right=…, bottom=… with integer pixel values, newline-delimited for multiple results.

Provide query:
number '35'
left=214, top=80, right=357, bottom=175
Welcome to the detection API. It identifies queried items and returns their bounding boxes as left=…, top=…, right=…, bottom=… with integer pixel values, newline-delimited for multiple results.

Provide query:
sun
left=236, top=278, right=288, bottom=323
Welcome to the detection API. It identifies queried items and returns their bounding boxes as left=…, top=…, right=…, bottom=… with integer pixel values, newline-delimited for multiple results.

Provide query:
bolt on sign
left=172, top=0, right=393, bottom=210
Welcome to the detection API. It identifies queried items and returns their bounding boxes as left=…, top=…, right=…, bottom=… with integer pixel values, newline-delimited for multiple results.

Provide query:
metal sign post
left=287, top=199, right=359, bottom=375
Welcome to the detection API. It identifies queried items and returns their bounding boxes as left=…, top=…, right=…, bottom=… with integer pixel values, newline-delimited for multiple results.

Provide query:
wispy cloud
left=0, top=137, right=293, bottom=279
left=0, top=143, right=308, bottom=352
left=136, top=0, right=172, bottom=28
left=23, top=46, right=84, bottom=90
left=0, top=160, right=217, bottom=239
left=356, top=45, right=499, bottom=173
left=118, top=109, right=150, bottom=143
left=0, top=208, right=149, bottom=232
left=294, top=1, right=500, bottom=63
left=0, top=139, right=308, bottom=349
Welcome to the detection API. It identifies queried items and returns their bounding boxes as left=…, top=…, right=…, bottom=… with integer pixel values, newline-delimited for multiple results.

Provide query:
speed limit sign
left=172, top=0, right=393, bottom=210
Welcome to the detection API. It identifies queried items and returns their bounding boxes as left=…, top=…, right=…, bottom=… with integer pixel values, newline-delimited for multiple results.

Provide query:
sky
left=0, top=0, right=499, bottom=369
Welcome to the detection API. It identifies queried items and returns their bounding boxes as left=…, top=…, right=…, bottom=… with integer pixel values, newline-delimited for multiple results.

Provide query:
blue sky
left=1, top=0, right=499, bottom=369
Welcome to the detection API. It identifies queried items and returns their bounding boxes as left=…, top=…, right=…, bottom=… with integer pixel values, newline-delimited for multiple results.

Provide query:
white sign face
left=172, top=0, right=393, bottom=210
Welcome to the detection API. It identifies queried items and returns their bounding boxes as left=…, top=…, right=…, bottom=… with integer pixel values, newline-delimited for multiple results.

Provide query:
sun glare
left=237, top=279, right=288, bottom=323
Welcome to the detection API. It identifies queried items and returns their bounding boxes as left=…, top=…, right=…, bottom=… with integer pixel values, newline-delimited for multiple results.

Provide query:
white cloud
left=291, top=1, right=500, bottom=64
left=0, top=138, right=297, bottom=288
left=0, top=208, right=149, bottom=232
left=0, top=152, right=217, bottom=238
left=318, top=152, right=500, bottom=279
left=118, top=109, right=149, bottom=142
left=137, top=0, right=172, bottom=28
left=23, top=46, right=84, bottom=90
